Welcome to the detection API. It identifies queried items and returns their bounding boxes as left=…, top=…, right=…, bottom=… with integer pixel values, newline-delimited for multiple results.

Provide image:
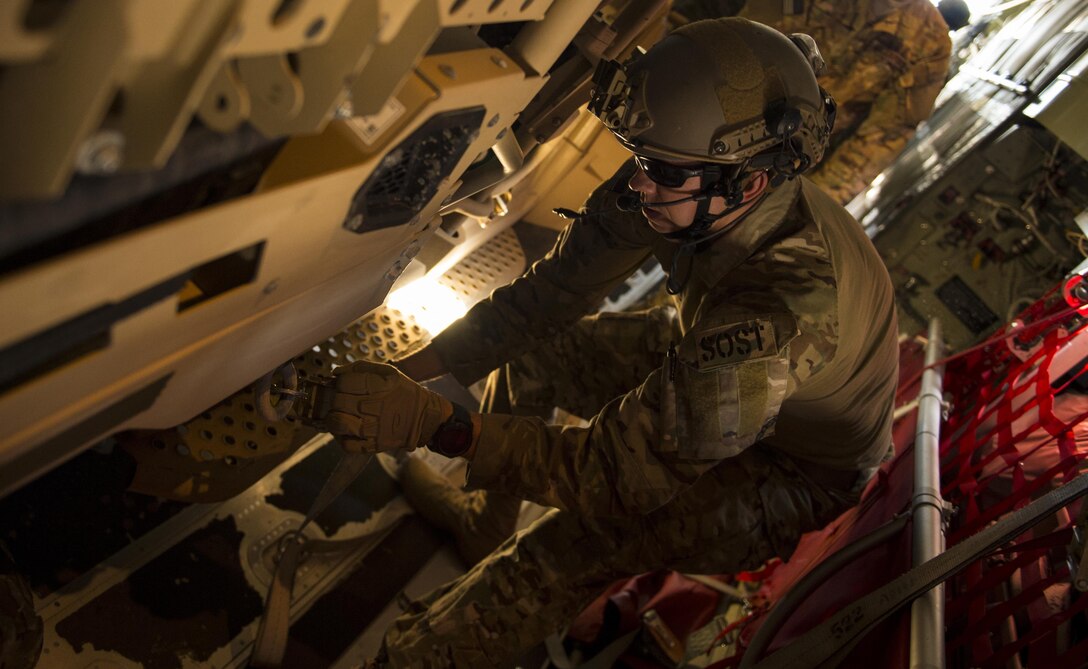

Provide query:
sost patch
left=694, top=319, right=777, bottom=371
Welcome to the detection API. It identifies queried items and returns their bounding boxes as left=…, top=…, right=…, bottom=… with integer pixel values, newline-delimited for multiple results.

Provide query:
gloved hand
left=325, top=360, right=451, bottom=453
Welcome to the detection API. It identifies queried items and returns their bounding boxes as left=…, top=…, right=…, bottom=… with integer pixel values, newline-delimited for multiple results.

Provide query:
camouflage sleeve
left=429, top=161, right=655, bottom=386
left=806, top=93, right=916, bottom=204
left=465, top=305, right=816, bottom=517
left=809, top=17, right=951, bottom=204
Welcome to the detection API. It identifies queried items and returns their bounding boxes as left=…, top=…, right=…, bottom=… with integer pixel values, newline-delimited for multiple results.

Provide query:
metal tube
left=491, top=129, right=524, bottom=176
left=440, top=139, right=546, bottom=215
left=509, top=0, right=600, bottom=76
left=910, top=318, right=947, bottom=669
left=441, top=130, right=526, bottom=210
left=601, top=0, right=670, bottom=61
left=448, top=198, right=495, bottom=223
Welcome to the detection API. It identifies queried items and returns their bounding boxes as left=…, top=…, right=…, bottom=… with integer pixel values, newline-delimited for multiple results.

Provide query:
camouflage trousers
left=379, top=308, right=860, bottom=668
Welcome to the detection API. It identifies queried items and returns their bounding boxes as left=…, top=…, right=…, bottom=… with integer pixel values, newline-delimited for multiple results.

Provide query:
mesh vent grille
left=344, top=108, right=486, bottom=233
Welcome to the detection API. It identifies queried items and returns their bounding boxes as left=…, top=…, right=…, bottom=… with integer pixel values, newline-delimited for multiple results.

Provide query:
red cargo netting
left=940, top=291, right=1088, bottom=668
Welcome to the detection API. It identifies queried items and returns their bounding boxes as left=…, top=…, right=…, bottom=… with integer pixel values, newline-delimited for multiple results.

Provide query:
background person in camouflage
left=325, top=18, right=899, bottom=666
left=672, top=0, right=967, bottom=205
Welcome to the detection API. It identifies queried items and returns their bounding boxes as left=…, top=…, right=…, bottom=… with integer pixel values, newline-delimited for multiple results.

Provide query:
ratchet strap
left=251, top=450, right=411, bottom=668
left=750, top=472, right=1088, bottom=669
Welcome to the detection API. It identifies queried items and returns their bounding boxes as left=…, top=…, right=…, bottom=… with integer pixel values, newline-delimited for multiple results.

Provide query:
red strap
left=979, top=581, right=1088, bottom=669
left=950, top=563, right=1069, bottom=656
left=736, top=559, right=780, bottom=582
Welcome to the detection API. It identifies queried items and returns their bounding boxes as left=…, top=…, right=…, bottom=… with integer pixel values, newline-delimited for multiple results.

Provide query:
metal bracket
left=1070, top=503, right=1088, bottom=591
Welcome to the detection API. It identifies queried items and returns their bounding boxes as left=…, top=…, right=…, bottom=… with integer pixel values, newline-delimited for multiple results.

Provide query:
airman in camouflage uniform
left=674, top=0, right=955, bottom=204
left=325, top=18, right=899, bottom=667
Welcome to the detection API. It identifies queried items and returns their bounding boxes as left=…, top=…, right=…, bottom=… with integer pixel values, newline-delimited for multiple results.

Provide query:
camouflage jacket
left=431, top=163, right=898, bottom=517
left=679, top=0, right=952, bottom=204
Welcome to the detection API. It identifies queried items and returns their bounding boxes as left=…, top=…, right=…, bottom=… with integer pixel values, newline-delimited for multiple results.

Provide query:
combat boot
left=397, top=457, right=520, bottom=566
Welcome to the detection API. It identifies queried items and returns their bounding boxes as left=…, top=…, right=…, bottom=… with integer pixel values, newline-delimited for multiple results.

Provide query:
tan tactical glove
left=325, top=360, right=451, bottom=453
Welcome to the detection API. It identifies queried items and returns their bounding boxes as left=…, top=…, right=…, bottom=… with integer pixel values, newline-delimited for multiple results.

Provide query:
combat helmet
left=589, top=17, right=835, bottom=198
left=587, top=17, right=836, bottom=294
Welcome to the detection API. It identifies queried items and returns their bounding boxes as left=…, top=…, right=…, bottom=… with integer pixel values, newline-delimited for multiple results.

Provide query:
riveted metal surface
left=0, top=0, right=578, bottom=198
left=0, top=43, right=545, bottom=498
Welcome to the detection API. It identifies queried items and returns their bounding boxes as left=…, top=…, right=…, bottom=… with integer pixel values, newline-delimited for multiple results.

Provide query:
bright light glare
left=964, top=0, right=999, bottom=16
left=929, top=0, right=1007, bottom=19
left=386, top=277, right=468, bottom=335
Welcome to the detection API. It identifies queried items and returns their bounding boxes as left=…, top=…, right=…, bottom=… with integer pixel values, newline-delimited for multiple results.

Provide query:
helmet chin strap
left=663, top=166, right=754, bottom=295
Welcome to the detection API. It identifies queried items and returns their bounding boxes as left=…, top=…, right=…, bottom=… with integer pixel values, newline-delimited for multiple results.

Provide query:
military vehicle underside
left=5, top=1, right=1088, bottom=668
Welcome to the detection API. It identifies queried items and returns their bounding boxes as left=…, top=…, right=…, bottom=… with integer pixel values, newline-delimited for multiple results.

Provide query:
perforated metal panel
left=437, top=227, right=526, bottom=305
left=120, top=307, right=429, bottom=502
left=598, top=255, right=666, bottom=313
left=120, top=223, right=527, bottom=503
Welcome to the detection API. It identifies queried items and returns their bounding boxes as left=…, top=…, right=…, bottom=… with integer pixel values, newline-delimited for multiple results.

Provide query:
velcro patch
left=694, top=319, right=777, bottom=371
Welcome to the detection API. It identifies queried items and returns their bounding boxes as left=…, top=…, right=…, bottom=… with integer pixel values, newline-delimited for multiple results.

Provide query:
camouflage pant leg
left=646, top=445, right=861, bottom=570
left=483, top=306, right=679, bottom=419
left=381, top=507, right=654, bottom=668
left=378, top=446, right=858, bottom=668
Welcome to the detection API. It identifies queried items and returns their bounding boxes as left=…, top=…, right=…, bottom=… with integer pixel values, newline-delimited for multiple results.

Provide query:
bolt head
left=76, top=130, right=125, bottom=175
left=334, top=98, right=354, bottom=119
left=713, top=140, right=727, bottom=154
